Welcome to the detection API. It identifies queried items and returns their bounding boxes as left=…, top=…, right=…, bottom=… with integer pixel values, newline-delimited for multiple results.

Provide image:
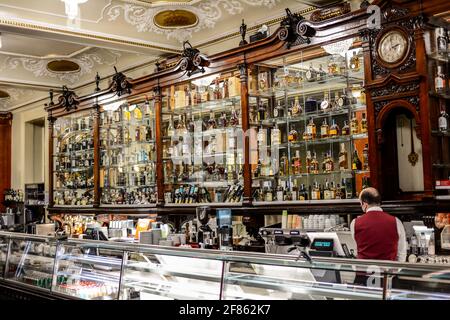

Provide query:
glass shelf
left=53, top=149, right=95, bottom=157
left=53, top=129, right=92, bottom=140
left=55, top=167, right=93, bottom=173
left=163, top=96, right=241, bottom=116
left=432, top=130, right=450, bottom=137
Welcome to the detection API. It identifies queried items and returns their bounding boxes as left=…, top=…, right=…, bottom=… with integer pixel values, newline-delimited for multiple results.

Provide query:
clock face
left=378, top=30, right=408, bottom=64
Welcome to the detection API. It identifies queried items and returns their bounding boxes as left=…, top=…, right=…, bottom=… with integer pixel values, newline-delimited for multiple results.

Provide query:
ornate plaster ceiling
left=0, top=0, right=338, bottom=111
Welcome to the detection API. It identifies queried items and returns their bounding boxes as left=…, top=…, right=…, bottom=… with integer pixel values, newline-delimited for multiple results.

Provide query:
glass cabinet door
left=249, top=38, right=369, bottom=204
left=100, top=98, right=157, bottom=206
left=53, top=111, right=95, bottom=206
left=52, top=241, right=123, bottom=300
left=162, top=71, right=244, bottom=205
left=0, top=235, right=9, bottom=278
left=119, top=250, right=223, bottom=300
left=5, top=237, right=57, bottom=290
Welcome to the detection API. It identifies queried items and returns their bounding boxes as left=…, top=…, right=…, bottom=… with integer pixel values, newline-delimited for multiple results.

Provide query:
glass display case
left=99, top=98, right=157, bottom=206
left=0, top=234, right=8, bottom=276
left=3, top=234, right=57, bottom=291
left=53, top=110, right=95, bottom=206
left=1, top=232, right=450, bottom=300
left=161, top=71, right=244, bottom=205
left=248, top=38, right=370, bottom=204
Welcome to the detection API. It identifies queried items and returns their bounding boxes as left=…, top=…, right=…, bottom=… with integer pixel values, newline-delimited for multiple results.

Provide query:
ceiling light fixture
left=321, top=38, right=354, bottom=57
left=61, top=0, right=88, bottom=20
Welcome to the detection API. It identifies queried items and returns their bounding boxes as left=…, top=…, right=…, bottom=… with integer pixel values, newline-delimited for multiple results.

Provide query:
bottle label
left=321, top=127, right=328, bottom=136
left=352, top=163, right=357, bottom=170
left=330, top=129, right=337, bottom=136
left=277, top=191, right=284, bottom=201
left=435, top=78, right=444, bottom=90
left=439, top=117, right=448, bottom=130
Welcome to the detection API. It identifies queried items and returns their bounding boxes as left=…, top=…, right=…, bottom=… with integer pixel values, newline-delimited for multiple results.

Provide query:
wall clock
left=376, top=28, right=409, bottom=68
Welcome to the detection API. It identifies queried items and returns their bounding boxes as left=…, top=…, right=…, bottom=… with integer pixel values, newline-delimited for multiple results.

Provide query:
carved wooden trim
left=0, top=112, right=12, bottom=121
left=179, top=41, right=210, bottom=77
left=59, top=86, right=79, bottom=112
left=278, top=8, right=312, bottom=49
left=370, top=81, right=420, bottom=98
left=375, top=99, right=422, bottom=144
left=111, top=66, right=132, bottom=97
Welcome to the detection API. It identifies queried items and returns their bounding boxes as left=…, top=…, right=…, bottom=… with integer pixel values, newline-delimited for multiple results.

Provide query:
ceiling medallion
left=154, top=9, right=199, bottom=29
left=47, top=60, right=81, bottom=73
left=0, top=90, right=10, bottom=99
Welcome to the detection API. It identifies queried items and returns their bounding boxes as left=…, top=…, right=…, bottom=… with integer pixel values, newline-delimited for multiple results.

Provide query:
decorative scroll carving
left=406, top=96, right=420, bottom=112
left=179, top=41, right=210, bottom=77
left=59, top=86, right=79, bottom=112
left=0, top=112, right=12, bottom=121
left=310, top=3, right=351, bottom=22
left=370, top=82, right=420, bottom=98
left=278, top=8, right=312, bottom=49
left=374, top=101, right=389, bottom=117
left=111, top=66, right=132, bottom=97
left=95, top=73, right=101, bottom=92
left=382, top=5, right=409, bottom=22
left=239, top=19, right=248, bottom=46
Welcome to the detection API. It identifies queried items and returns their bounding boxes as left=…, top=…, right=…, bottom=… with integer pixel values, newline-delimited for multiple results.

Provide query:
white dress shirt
left=350, top=206, right=407, bottom=262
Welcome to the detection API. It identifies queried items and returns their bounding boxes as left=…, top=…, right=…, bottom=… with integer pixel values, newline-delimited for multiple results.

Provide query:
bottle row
left=164, top=163, right=243, bottom=185
left=100, top=102, right=153, bottom=124
left=250, top=91, right=364, bottom=122
left=254, top=143, right=368, bottom=178
left=55, top=137, right=94, bottom=155
left=100, top=125, right=154, bottom=146
left=101, top=187, right=157, bottom=205
left=53, top=190, right=93, bottom=206
left=55, top=172, right=94, bottom=190
left=165, top=184, right=244, bottom=204
left=3, top=189, right=24, bottom=203
left=101, top=149, right=155, bottom=167
left=54, top=116, right=93, bottom=136
left=55, top=154, right=94, bottom=171
left=101, top=167, right=156, bottom=189
left=253, top=176, right=369, bottom=202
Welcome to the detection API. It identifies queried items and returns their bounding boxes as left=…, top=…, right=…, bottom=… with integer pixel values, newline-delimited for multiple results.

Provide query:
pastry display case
left=248, top=37, right=369, bottom=205
left=161, top=71, right=244, bottom=205
left=0, top=232, right=449, bottom=300
left=52, top=110, right=95, bottom=207
left=99, top=97, right=157, bottom=207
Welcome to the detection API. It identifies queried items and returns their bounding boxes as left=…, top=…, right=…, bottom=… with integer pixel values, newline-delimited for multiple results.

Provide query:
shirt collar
left=366, top=206, right=383, bottom=213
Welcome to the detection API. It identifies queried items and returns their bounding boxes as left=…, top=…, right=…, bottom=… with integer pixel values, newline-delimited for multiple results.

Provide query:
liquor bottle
left=258, top=100, right=266, bottom=121
left=343, top=177, right=354, bottom=199
left=329, top=119, right=340, bottom=137
left=323, top=152, right=334, bottom=173
left=305, top=118, right=317, bottom=140
left=306, top=151, right=312, bottom=174
left=361, top=113, right=368, bottom=133
left=328, top=56, right=339, bottom=75
left=350, top=112, right=359, bottom=134
left=223, top=78, right=229, bottom=99
left=133, top=105, right=143, bottom=121
left=271, top=124, right=281, bottom=145
left=320, top=92, right=331, bottom=111
left=342, top=120, right=350, bottom=136
left=257, top=126, right=267, bottom=146
left=439, top=106, right=449, bottom=132
left=335, top=183, right=344, bottom=199
left=330, top=181, right=337, bottom=199
left=273, top=100, right=284, bottom=118
left=435, top=65, right=446, bottom=93
left=339, top=143, right=348, bottom=171
left=258, top=72, right=267, bottom=91
left=352, top=148, right=363, bottom=171
left=306, top=63, right=317, bottom=82
left=135, top=126, right=141, bottom=142
left=320, top=118, right=330, bottom=138
left=265, top=186, right=273, bottom=202
left=124, top=127, right=131, bottom=144
left=184, top=85, right=191, bottom=107
left=207, top=111, right=217, bottom=130
left=291, top=180, right=298, bottom=201
left=280, top=153, right=289, bottom=176
left=219, top=111, right=228, bottom=128
left=299, top=184, right=308, bottom=201
left=437, top=28, right=448, bottom=55
left=291, top=150, right=302, bottom=175
left=276, top=180, right=284, bottom=201
left=324, top=180, right=332, bottom=200
left=213, top=78, right=222, bottom=100
left=349, top=51, right=360, bottom=72
left=230, top=107, right=239, bottom=126
left=317, top=64, right=326, bottom=82
left=163, top=119, right=174, bottom=142
left=113, top=108, right=122, bottom=123
left=311, top=182, right=321, bottom=200
left=311, top=152, right=319, bottom=174
left=336, top=89, right=349, bottom=109
left=363, top=144, right=369, bottom=170
left=288, top=125, right=298, bottom=143
left=291, top=96, right=302, bottom=116
left=362, top=176, right=370, bottom=189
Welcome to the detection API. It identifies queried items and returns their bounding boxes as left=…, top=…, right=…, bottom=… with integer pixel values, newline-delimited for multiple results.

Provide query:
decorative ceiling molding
left=0, top=49, right=122, bottom=84
left=107, top=0, right=281, bottom=42
left=0, top=46, right=92, bottom=60
left=0, top=87, right=34, bottom=110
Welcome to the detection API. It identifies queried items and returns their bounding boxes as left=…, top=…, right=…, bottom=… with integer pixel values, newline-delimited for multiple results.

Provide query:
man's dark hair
left=360, top=187, right=381, bottom=206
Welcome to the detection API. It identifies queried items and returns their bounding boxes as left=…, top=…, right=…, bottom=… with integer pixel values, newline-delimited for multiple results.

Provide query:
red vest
left=354, top=211, right=399, bottom=261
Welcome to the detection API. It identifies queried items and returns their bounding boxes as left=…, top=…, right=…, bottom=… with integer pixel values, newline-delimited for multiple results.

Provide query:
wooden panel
left=0, top=113, right=12, bottom=212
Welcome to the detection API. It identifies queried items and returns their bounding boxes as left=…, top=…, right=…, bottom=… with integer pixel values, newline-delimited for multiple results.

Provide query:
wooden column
left=415, top=28, right=433, bottom=196
left=0, top=113, right=12, bottom=212
left=238, top=63, right=252, bottom=205
left=93, top=105, right=101, bottom=207
left=154, top=86, right=165, bottom=205
left=47, top=115, right=55, bottom=208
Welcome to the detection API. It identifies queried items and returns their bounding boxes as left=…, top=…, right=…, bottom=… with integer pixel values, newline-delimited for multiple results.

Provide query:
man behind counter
left=350, top=187, right=407, bottom=262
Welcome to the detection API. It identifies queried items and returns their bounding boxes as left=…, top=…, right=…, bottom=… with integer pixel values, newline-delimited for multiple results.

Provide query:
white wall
left=11, top=104, right=48, bottom=192
left=396, top=114, right=424, bottom=192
